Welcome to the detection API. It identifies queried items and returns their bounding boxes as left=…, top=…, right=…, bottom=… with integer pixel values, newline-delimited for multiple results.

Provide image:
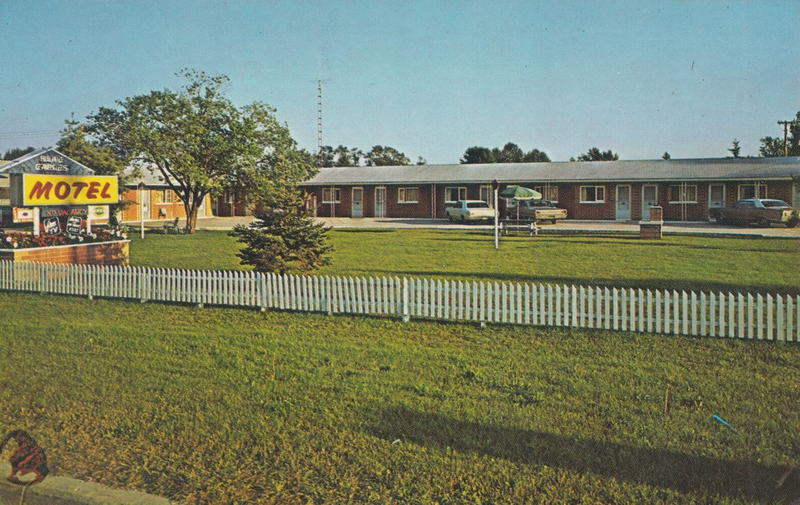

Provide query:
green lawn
left=129, top=229, right=800, bottom=294
left=2, top=292, right=799, bottom=504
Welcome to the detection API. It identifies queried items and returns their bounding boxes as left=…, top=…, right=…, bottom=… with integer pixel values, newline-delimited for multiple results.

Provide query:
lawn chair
left=162, top=217, right=181, bottom=234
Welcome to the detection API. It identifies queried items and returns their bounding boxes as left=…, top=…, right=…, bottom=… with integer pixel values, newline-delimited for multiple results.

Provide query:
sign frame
left=10, top=173, right=119, bottom=207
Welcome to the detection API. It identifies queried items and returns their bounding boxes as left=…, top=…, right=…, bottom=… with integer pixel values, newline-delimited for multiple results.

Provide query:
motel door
left=642, top=184, right=658, bottom=219
left=708, top=184, right=725, bottom=221
left=374, top=186, right=386, bottom=217
left=352, top=187, right=364, bottom=217
left=616, top=185, right=631, bottom=220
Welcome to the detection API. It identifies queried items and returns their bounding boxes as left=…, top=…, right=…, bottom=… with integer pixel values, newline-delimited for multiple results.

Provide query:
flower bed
left=0, top=227, right=128, bottom=249
left=0, top=228, right=130, bottom=265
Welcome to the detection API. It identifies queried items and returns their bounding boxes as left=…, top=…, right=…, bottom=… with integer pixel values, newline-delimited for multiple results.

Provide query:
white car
left=445, top=200, right=495, bottom=222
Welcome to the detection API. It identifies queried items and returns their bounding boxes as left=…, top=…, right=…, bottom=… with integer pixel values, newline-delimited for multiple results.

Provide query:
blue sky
left=1, top=0, right=798, bottom=163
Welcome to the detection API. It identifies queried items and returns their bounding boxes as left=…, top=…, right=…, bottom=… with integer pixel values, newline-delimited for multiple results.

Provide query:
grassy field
left=129, top=229, right=800, bottom=294
left=2, top=292, right=799, bottom=504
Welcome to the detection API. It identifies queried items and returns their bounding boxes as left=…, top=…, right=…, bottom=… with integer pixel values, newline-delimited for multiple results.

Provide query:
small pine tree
left=230, top=189, right=331, bottom=274
left=662, top=152, right=671, bottom=160
left=728, top=138, right=741, bottom=158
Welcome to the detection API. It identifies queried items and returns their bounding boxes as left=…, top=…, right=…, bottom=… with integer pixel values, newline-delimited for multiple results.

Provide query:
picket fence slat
left=2, top=260, right=797, bottom=343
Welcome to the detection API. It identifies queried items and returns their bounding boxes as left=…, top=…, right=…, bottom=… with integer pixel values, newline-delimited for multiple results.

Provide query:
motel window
left=669, top=185, right=698, bottom=203
left=445, top=187, right=467, bottom=203
left=322, top=188, right=341, bottom=203
left=579, top=186, right=605, bottom=203
left=534, top=186, right=559, bottom=202
left=398, top=187, right=419, bottom=204
left=737, top=183, right=767, bottom=200
left=155, top=190, right=173, bottom=204
left=479, top=185, right=493, bottom=206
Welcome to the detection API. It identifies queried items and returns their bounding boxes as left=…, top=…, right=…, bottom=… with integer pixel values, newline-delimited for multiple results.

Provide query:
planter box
left=0, top=240, right=130, bottom=265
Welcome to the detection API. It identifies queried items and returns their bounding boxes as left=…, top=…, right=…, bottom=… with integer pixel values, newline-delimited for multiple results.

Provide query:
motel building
left=118, top=168, right=213, bottom=224
left=299, top=157, right=800, bottom=222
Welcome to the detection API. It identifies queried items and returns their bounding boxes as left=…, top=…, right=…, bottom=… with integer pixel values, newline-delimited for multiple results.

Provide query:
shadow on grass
left=425, top=234, right=795, bottom=253
left=332, top=229, right=397, bottom=234
left=366, top=405, right=797, bottom=500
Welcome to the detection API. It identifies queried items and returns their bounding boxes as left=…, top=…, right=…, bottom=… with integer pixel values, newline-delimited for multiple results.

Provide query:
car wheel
left=786, top=217, right=799, bottom=228
left=757, top=217, right=770, bottom=228
left=551, top=219, right=557, bottom=224
left=448, top=215, right=453, bottom=222
left=460, top=216, right=466, bottom=223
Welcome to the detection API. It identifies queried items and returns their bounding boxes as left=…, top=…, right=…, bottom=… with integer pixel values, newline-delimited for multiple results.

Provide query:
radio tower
left=316, top=80, right=323, bottom=166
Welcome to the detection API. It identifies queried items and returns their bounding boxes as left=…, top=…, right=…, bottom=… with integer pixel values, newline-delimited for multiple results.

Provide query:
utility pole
left=778, top=120, right=792, bottom=157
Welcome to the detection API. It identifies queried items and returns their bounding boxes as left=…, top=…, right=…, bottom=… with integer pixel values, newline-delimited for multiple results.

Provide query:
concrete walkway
left=130, top=216, right=799, bottom=238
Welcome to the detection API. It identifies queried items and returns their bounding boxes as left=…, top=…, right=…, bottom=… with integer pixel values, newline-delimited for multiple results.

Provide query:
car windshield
left=761, top=200, right=790, bottom=208
left=467, top=202, right=489, bottom=208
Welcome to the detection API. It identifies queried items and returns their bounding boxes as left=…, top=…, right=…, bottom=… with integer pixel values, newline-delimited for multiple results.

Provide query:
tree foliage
left=728, top=139, right=741, bottom=158
left=759, top=111, right=800, bottom=157
left=2, top=146, right=35, bottom=160
left=662, top=152, right=671, bottom=160
left=460, top=143, right=550, bottom=164
left=575, top=147, right=619, bottom=161
left=57, top=120, right=131, bottom=226
left=364, top=145, right=411, bottom=166
left=57, top=121, right=128, bottom=176
left=229, top=188, right=331, bottom=274
left=84, top=69, right=312, bottom=233
left=759, top=136, right=786, bottom=157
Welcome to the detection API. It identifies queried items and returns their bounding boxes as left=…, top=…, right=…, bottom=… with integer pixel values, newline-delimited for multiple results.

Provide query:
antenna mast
left=317, top=80, right=323, bottom=165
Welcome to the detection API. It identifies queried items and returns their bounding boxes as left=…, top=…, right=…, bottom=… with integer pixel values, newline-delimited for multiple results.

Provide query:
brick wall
left=304, top=180, right=797, bottom=221
left=0, top=240, right=130, bottom=266
left=121, top=189, right=211, bottom=222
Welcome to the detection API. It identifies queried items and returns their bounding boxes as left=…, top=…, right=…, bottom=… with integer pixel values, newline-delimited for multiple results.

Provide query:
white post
left=494, top=186, right=499, bottom=250
left=32, top=207, right=40, bottom=236
left=139, top=184, right=145, bottom=240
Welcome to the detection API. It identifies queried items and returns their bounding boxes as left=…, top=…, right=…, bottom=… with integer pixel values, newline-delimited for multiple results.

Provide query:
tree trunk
left=188, top=205, right=200, bottom=234
left=182, top=197, right=200, bottom=234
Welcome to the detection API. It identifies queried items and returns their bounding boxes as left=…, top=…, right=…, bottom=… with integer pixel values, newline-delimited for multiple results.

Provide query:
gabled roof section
left=120, top=165, right=179, bottom=188
left=0, top=148, right=95, bottom=175
left=300, top=157, right=800, bottom=185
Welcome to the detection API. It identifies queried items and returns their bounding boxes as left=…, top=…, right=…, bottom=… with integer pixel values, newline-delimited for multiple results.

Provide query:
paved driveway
left=312, top=217, right=800, bottom=238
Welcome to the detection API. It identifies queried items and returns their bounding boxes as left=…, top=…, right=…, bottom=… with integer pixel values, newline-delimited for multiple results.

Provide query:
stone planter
left=0, top=240, right=130, bottom=265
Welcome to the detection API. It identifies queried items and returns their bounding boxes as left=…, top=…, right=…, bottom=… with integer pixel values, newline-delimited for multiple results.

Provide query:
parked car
left=711, top=198, right=799, bottom=227
left=505, top=199, right=568, bottom=223
left=445, top=200, right=495, bottom=222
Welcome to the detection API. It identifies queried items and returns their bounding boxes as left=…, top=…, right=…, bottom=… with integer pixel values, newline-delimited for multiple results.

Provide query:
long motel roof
left=300, top=157, right=800, bottom=186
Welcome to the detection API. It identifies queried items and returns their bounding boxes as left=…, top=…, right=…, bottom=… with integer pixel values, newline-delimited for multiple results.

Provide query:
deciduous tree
left=460, top=143, right=550, bottom=163
left=85, top=69, right=309, bottom=233
left=364, top=145, right=411, bottom=166
left=2, top=146, right=35, bottom=160
left=575, top=147, right=619, bottom=161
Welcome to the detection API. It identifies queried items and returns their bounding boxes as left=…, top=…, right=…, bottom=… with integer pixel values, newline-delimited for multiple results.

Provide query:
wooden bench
left=500, top=219, right=540, bottom=236
left=162, top=217, right=181, bottom=234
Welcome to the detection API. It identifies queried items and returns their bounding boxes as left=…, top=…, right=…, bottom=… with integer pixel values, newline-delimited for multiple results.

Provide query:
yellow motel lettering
left=21, top=174, right=119, bottom=206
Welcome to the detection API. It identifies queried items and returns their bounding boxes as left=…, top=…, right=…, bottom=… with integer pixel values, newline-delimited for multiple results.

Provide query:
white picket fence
left=1, top=260, right=798, bottom=342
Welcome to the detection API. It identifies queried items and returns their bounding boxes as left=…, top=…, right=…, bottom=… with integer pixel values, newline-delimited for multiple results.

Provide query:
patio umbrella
left=499, top=185, right=542, bottom=220
left=499, top=185, right=542, bottom=200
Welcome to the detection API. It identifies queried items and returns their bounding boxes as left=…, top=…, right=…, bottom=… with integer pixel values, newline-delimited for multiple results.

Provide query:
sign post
left=32, top=207, right=40, bottom=237
left=492, top=179, right=499, bottom=250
